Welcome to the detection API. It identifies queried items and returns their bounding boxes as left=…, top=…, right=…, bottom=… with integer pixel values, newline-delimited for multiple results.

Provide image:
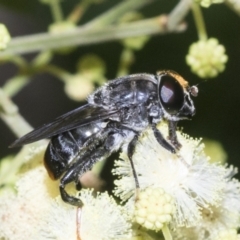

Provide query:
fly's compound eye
left=159, top=74, right=184, bottom=115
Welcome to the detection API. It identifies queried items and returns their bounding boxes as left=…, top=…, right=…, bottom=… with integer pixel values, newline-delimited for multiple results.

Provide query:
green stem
left=40, top=64, right=71, bottom=81
left=2, top=75, right=30, bottom=97
left=116, top=48, right=135, bottom=77
left=0, top=15, right=186, bottom=57
left=67, top=3, right=86, bottom=24
left=167, top=0, right=192, bottom=31
left=191, top=2, right=208, bottom=41
left=0, top=88, right=33, bottom=138
left=162, top=225, right=172, bottom=240
left=0, top=55, right=28, bottom=69
left=32, top=51, right=53, bottom=67
left=2, top=52, right=60, bottom=97
left=84, top=0, right=154, bottom=28
left=50, top=0, right=64, bottom=23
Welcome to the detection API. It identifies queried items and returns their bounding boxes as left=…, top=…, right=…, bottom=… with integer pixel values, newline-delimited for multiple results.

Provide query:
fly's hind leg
left=151, top=122, right=176, bottom=153
left=60, top=168, right=84, bottom=206
left=59, top=129, right=122, bottom=207
left=59, top=147, right=111, bottom=207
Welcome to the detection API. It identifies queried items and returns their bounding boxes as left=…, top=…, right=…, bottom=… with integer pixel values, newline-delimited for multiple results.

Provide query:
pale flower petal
left=78, top=189, right=132, bottom=240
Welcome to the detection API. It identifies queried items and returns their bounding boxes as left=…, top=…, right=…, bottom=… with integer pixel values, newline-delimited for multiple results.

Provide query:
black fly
left=10, top=70, right=197, bottom=207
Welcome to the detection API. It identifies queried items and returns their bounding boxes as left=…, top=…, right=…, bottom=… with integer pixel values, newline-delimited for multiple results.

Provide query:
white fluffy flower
left=113, top=122, right=227, bottom=228
left=213, top=229, right=240, bottom=240
left=0, top=166, right=73, bottom=240
left=78, top=189, right=132, bottom=240
left=0, top=159, right=132, bottom=240
left=173, top=166, right=240, bottom=239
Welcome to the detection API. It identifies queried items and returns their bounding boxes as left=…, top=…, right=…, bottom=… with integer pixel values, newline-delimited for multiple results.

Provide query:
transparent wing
left=10, top=104, right=118, bottom=147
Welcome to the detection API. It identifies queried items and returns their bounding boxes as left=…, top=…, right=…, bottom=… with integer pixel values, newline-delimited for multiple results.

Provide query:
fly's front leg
left=128, top=134, right=140, bottom=188
left=110, top=123, right=140, bottom=188
left=168, top=120, right=181, bottom=149
left=151, top=122, right=176, bottom=154
left=127, top=134, right=140, bottom=200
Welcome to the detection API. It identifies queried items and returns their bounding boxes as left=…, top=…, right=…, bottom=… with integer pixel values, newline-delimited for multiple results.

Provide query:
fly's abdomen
left=44, top=123, right=103, bottom=180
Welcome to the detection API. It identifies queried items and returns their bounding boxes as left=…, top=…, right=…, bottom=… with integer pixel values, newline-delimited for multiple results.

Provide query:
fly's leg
left=168, top=120, right=181, bottom=149
left=128, top=134, right=139, bottom=188
left=59, top=130, right=120, bottom=207
left=127, top=134, right=140, bottom=200
left=107, top=123, right=140, bottom=188
left=106, top=123, right=141, bottom=199
left=60, top=168, right=84, bottom=206
left=60, top=147, right=111, bottom=206
left=151, top=122, right=176, bottom=154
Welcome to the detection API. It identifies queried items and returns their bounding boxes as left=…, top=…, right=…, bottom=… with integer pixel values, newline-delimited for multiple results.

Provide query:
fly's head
left=157, top=70, right=198, bottom=121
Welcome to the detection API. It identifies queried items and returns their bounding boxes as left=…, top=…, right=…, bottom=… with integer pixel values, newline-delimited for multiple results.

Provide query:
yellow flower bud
left=134, top=188, right=175, bottom=231
left=0, top=24, right=11, bottom=50
left=186, top=38, right=228, bottom=78
left=64, top=74, right=94, bottom=101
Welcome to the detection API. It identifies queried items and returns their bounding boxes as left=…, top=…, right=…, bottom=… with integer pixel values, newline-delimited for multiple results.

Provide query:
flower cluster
left=0, top=165, right=131, bottom=240
left=113, top=122, right=240, bottom=239
left=1, top=122, right=240, bottom=240
left=186, top=38, right=228, bottom=78
left=134, top=188, right=175, bottom=231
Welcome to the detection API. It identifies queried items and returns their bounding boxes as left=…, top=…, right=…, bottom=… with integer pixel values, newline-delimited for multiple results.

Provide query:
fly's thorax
left=88, top=74, right=158, bottom=109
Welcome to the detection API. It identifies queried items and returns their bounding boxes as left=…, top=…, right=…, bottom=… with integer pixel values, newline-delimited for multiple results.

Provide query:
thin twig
left=167, top=0, right=192, bottom=31
left=50, top=0, right=64, bottom=23
left=84, top=0, right=154, bottom=28
left=0, top=88, right=32, bottom=137
left=0, top=15, right=186, bottom=57
left=191, top=2, right=208, bottom=40
left=2, top=75, right=30, bottom=97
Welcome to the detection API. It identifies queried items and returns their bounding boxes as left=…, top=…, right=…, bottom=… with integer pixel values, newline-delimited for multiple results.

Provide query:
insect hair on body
left=10, top=70, right=198, bottom=207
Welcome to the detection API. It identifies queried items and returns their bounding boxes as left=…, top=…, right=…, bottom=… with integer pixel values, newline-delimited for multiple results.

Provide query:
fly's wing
left=10, top=104, right=118, bottom=147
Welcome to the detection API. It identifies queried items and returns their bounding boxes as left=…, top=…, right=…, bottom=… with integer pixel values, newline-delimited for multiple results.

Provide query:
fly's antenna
left=188, top=80, right=207, bottom=97
left=189, top=85, right=198, bottom=97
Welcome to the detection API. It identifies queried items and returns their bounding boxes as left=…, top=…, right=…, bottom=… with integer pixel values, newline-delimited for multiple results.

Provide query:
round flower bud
left=48, top=21, right=76, bottom=34
left=64, top=74, right=94, bottom=101
left=0, top=24, right=11, bottom=50
left=76, top=54, right=106, bottom=80
left=186, top=38, right=228, bottom=78
left=134, top=188, right=175, bottom=231
left=195, top=0, right=224, bottom=8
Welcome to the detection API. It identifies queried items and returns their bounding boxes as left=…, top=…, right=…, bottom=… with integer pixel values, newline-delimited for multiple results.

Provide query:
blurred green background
left=0, top=0, right=240, bottom=183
